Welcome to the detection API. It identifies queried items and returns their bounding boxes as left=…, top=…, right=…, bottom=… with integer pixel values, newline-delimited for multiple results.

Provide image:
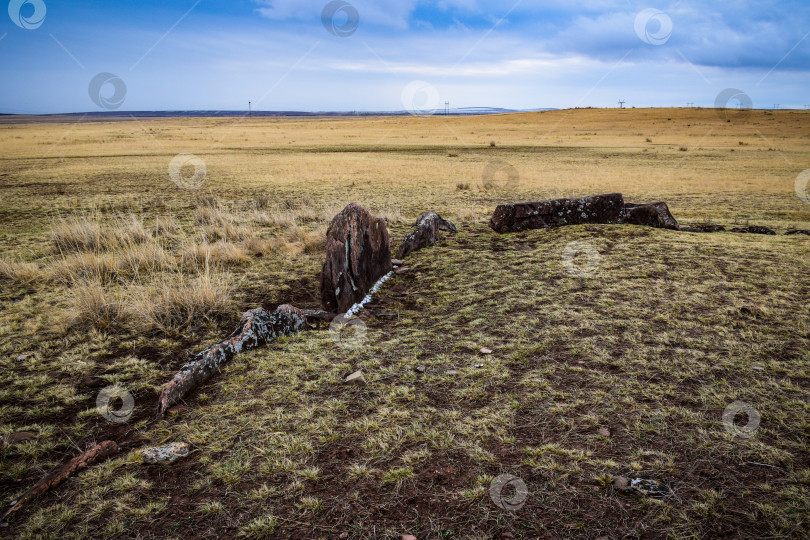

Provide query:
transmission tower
left=618, top=100, right=626, bottom=109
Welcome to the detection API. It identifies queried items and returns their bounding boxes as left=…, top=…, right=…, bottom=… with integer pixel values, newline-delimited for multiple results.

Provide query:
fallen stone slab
left=143, top=442, right=190, bottom=464
left=1, top=441, right=118, bottom=522
left=785, top=229, right=810, bottom=236
left=489, top=193, right=625, bottom=233
left=320, top=203, right=392, bottom=314
left=731, top=226, right=776, bottom=235
left=156, top=305, right=306, bottom=417
left=397, top=211, right=457, bottom=259
left=681, top=224, right=726, bottom=233
left=622, top=202, right=680, bottom=230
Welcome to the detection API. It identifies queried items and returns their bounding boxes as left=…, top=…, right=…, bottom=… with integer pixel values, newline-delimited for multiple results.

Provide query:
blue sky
left=1, top=0, right=808, bottom=113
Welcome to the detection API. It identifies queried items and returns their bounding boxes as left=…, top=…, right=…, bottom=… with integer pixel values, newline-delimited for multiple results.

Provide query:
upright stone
left=397, top=211, right=457, bottom=259
left=320, top=203, right=392, bottom=313
left=489, top=193, right=626, bottom=233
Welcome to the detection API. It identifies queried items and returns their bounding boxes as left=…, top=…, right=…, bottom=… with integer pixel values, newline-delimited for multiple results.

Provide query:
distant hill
left=1, top=108, right=557, bottom=120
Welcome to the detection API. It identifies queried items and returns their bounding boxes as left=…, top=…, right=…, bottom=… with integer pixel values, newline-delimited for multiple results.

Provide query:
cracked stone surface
left=489, top=193, right=626, bottom=233
left=156, top=305, right=307, bottom=417
left=142, top=443, right=190, bottom=465
left=396, top=211, right=457, bottom=259
left=320, top=203, right=392, bottom=314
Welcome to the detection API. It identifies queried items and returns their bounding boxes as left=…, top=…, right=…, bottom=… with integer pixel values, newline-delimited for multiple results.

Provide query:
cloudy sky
left=1, top=0, right=808, bottom=113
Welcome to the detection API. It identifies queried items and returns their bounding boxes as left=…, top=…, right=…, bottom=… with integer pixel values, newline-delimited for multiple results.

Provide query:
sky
left=0, top=0, right=808, bottom=114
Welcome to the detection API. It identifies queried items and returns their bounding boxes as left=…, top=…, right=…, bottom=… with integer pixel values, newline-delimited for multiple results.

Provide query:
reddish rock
left=320, top=203, right=392, bottom=313
left=396, top=211, right=457, bottom=259
left=489, top=193, right=625, bottom=233
left=622, top=202, right=680, bottom=230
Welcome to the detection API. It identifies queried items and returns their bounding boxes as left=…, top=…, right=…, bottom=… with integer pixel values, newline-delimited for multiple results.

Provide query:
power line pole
left=618, top=100, right=626, bottom=109
left=249, top=101, right=252, bottom=117
left=445, top=101, right=450, bottom=115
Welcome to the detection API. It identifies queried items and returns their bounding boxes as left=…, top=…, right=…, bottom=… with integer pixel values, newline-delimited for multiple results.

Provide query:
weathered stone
left=489, top=193, right=625, bottom=233
left=414, top=365, right=426, bottom=374
left=394, top=266, right=411, bottom=275
left=344, top=370, right=367, bottom=385
left=156, top=305, right=307, bottom=417
left=391, top=258, right=405, bottom=266
left=320, top=203, right=392, bottom=314
left=480, top=348, right=493, bottom=355
left=622, top=202, right=680, bottom=230
left=731, top=226, right=776, bottom=235
left=628, top=478, right=672, bottom=499
left=397, top=211, right=457, bottom=259
left=681, top=224, right=726, bottom=233
left=785, top=229, right=810, bottom=236
left=142, top=442, right=190, bottom=464
left=1, top=441, right=118, bottom=521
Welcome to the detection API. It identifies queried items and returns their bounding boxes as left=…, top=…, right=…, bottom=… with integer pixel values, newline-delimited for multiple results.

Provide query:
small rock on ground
left=391, top=259, right=405, bottom=266
left=480, top=348, right=493, bottom=354
left=612, top=476, right=631, bottom=492
left=414, top=365, right=426, bottom=374
left=344, top=370, right=367, bottom=385
left=0, top=432, right=36, bottom=446
left=598, top=427, right=611, bottom=437
left=142, top=442, right=190, bottom=465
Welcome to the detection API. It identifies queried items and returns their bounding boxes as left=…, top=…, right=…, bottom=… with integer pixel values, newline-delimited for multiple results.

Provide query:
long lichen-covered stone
left=489, top=193, right=625, bottom=233
left=1, top=441, right=118, bottom=521
left=397, top=211, right=457, bottom=259
left=156, top=305, right=306, bottom=417
left=320, top=203, right=392, bottom=314
left=622, top=202, right=680, bottom=230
